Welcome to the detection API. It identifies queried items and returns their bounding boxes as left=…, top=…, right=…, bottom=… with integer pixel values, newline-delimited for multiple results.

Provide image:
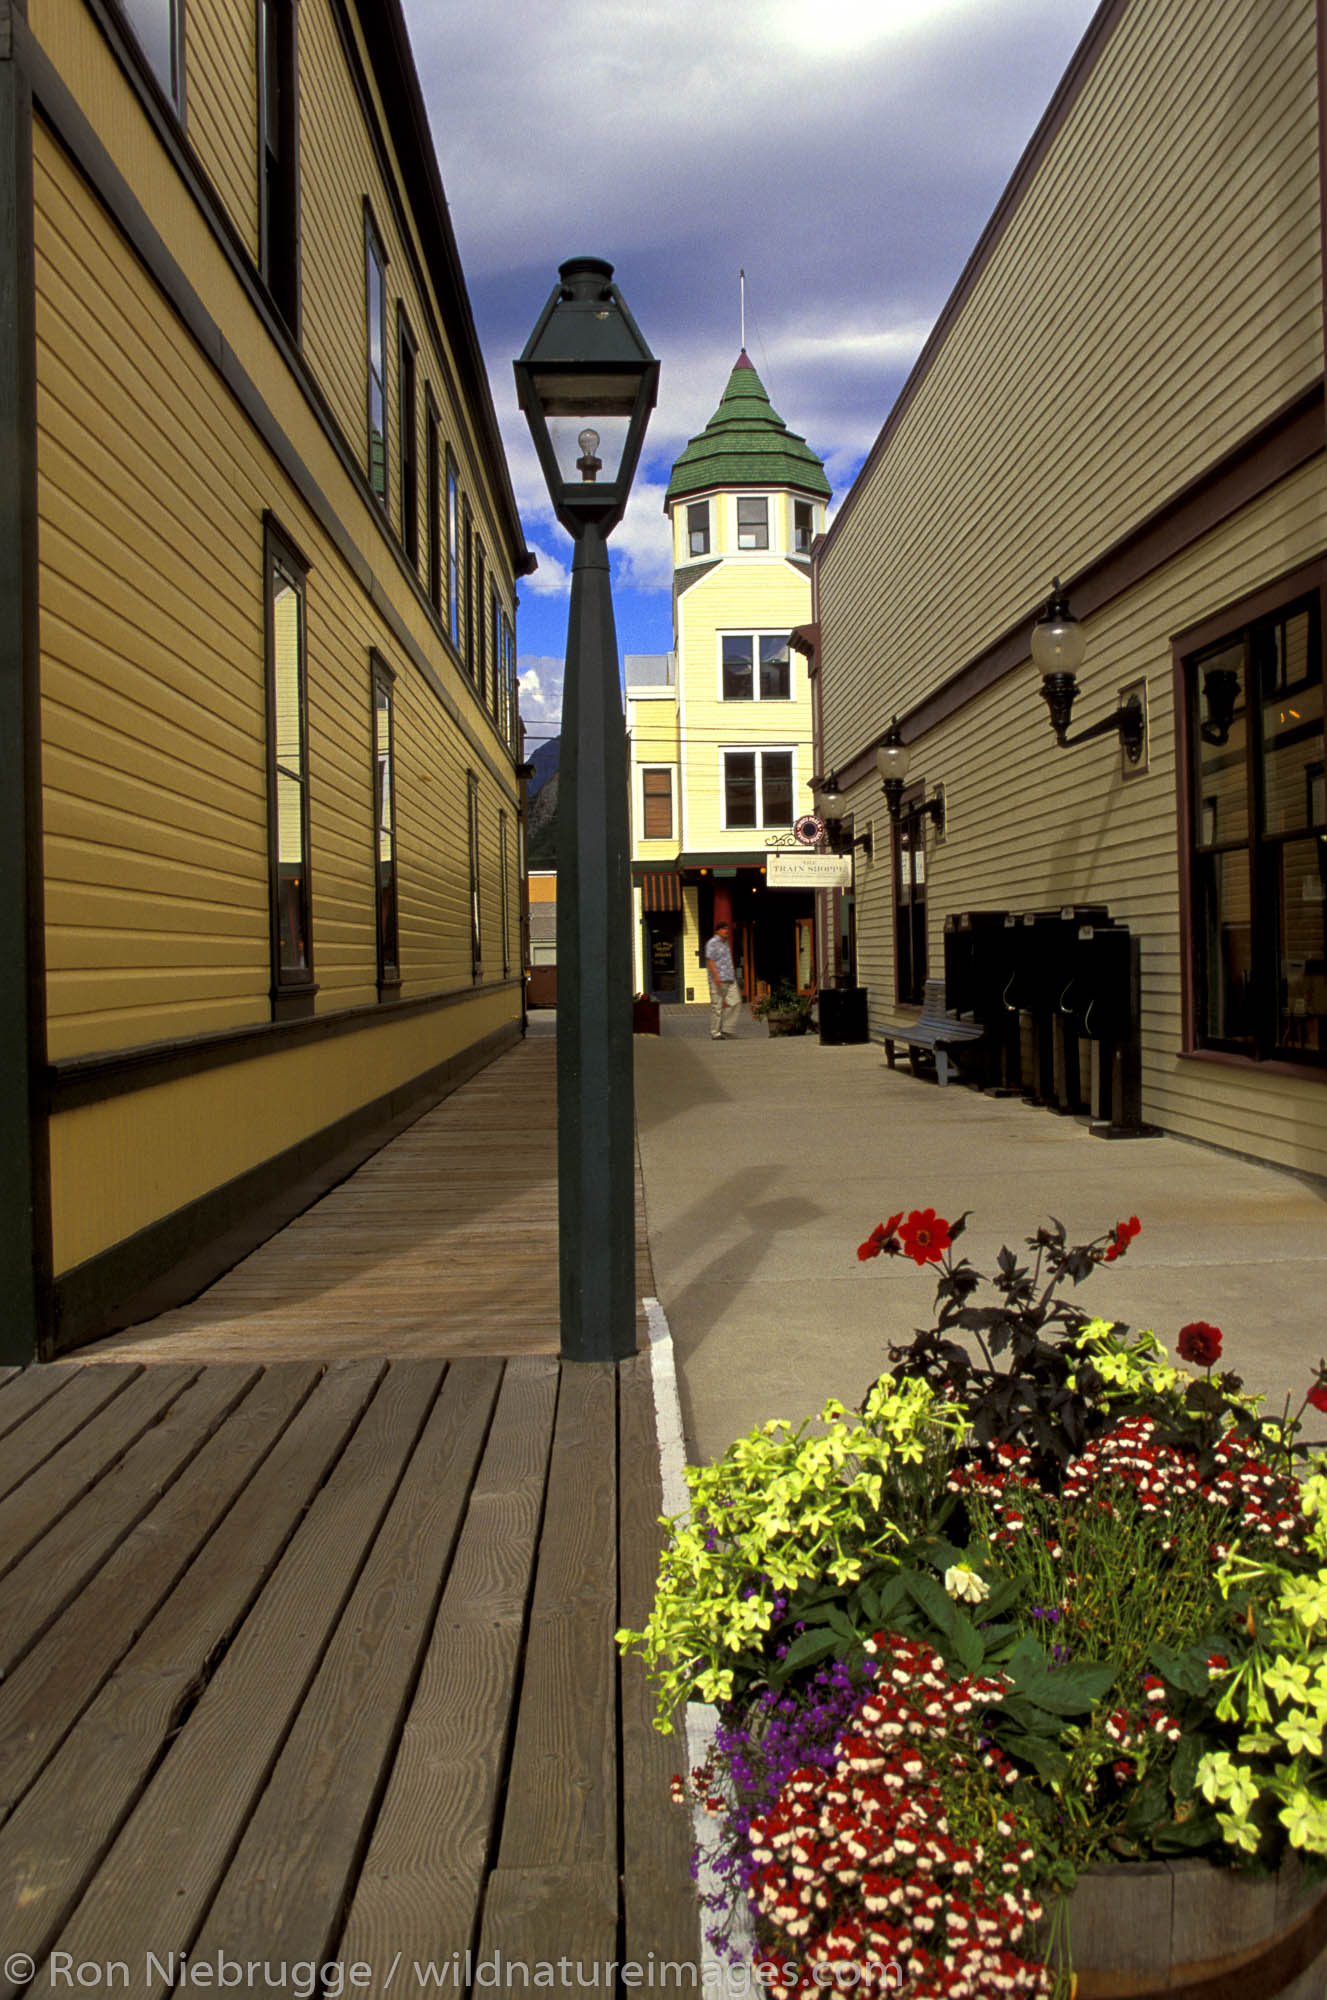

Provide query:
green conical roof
left=665, top=351, right=830, bottom=505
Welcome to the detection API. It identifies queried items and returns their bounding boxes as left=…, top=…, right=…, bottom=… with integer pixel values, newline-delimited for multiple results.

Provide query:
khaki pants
left=710, top=980, right=741, bottom=1038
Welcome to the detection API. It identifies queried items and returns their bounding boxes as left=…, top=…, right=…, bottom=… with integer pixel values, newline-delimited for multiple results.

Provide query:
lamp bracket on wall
left=1040, top=676, right=1147, bottom=762
left=1031, top=579, right=1146, bottom=765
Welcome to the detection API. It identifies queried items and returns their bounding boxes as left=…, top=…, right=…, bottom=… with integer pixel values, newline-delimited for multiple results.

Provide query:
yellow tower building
left=627, top=353, right=830, bottom=1005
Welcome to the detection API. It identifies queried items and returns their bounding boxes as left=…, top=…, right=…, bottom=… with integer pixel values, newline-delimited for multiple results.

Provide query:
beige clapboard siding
left=183, top=0, right=260, bottom=259
left=820, top=0, right=1322, bottom=771
left=847, top=457, right=1327, bottom=1177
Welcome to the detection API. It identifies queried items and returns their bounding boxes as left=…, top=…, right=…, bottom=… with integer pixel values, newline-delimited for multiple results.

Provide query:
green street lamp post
left=514, top=258, right=658, bottom=1363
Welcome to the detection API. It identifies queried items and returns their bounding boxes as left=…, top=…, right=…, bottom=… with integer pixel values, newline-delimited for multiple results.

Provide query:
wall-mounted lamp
left=810, top=772, right=875, bottom=863
left=875, top=719, right=946, bottom=833
left=1030, top=579, right=1145, bottom=762
left=1199, top=665, right=1240, bottom=746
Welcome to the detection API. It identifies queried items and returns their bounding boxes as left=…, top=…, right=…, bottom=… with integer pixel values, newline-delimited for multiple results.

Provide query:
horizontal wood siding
left=182, top=0, right=259, bottom=262
left=820, top=0, right=1323, bottom=771
left=35, top=125, right=521, bottom=1063
left=844, top=459, right=1327, bottom=1176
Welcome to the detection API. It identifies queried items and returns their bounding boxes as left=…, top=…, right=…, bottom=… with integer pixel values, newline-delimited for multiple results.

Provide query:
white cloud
left=520, top=540, right=572, bottom=595
left=518, top=656, right=565, bottom=734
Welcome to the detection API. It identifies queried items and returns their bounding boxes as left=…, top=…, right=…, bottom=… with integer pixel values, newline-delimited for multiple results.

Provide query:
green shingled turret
left=665, top=351, right=830, bottom=504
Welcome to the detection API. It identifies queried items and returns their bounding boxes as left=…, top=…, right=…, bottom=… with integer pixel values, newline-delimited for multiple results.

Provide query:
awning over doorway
left=639, top=871, right=682, bottom=912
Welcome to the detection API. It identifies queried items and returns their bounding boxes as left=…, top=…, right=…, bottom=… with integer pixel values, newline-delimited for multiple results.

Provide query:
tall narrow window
left=499, top=809, right=511, bottom=979
left=1185, top=586, right=1326, bottom=1063
left=467, top=771, right=482, bottom=976
left=463, top=502, right=475, bottom=678
left=257, top=0, right=299, bottom=332
left=364, top=210, right=388, bottom=506
left=490, top=584, right=502, bottom=720
left=397, top=310, right=418, bottom=567
left=503, top=613, right=516, bottom=745
left=793, top=500, right=814, bottom=555
left=687, top=501, right=710, bottom=557
left=446, top=452, right=460, bottom=645
left=121, top=0, right=185, bottom=108
left=737, top=496, right=768, bottom=550
left=425, top=394, right=442, bottom=613
left=475, top=542, right=487, bottom=702
left=893, top=801, right=929, bottom=1006
left=371, top=658, right=400, bottom=992
left=264, top=519, right=314, bottom=1015
left=642, top=768, right=673, bottom=838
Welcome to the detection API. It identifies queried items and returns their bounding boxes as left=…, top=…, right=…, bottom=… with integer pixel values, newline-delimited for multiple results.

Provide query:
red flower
left=1177, top=1321, right=1223, bottom=1368
left=1307, top=1384, right=1327, bottom=1414
left=856, top=1213, right=903, bottom=1261
left=1102, top=1215, right=1142, bottom=1262
left=898, top=1208, right=951, bottom=1266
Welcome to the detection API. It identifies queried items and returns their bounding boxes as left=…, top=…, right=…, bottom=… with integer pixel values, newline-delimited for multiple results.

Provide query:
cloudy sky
left=399, top=0, right=1103, bottom=745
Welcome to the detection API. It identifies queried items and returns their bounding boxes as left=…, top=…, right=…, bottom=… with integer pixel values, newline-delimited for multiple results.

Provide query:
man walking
left=705, top=921, right=742, bottom=1040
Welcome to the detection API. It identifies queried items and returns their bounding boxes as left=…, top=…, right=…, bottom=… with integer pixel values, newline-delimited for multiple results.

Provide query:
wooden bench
left=874, top=977, right=985, bottom=1086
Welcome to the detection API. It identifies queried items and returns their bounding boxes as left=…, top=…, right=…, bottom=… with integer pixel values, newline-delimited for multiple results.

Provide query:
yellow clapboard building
left=0, top=0, right=532, bottom=1360
left=626, top=353, right=830, bottom=1007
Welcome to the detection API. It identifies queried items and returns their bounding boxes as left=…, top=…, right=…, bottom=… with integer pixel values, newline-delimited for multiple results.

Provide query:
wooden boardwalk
left=0, top=1350, right=699, bottom=1999
left=84, top=1038, right=653, bottom=1361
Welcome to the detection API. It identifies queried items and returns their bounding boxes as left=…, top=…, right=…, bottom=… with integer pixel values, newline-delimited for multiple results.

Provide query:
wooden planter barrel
left=1057, top=1855, right=1327, bottom=1999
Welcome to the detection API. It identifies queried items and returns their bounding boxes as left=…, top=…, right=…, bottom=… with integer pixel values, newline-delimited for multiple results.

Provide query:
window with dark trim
left=499, top=808, right=511, bottom=978
left=687, top=501, right=710, bottom=557
left=723, top=748, right=793, bottom=828
left=721, top=632, right=790, bottom=701
left=446, top=451, right=460, bottom=646
left=467, top=771, right=482, bottom=976
left=119, top=0, right=185, bottom=112
left=1185, top=589, right=1327, bottom=1064
left=397, top=309, right=418, bottom=567
left=474, top=541, right=487, bottom=702
left=257, top=0, right=299, bottom=333
left=737, top=495, right=768, bottom=550
left=264, top=519, right=314, bottom=1016
left=425, top=393, right=442, bottom=613
left=892, top=798, right=929, bottom=1008
left=490, top=583, right=502, bottom=720
left=371, top=657, right=400, bottom=993
left=502, top=612, right=516, bottom=745
left=364, top=208, right=388, bottom=506
left=462, top=501, right=474, bottom=678
left=642, top=768, right=673, bottom=839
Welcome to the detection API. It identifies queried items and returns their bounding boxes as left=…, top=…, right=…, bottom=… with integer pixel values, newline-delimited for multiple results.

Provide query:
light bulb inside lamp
left=1030, top=580, right=1086, bottom=679
left=578, top=428, right=600, bottom=459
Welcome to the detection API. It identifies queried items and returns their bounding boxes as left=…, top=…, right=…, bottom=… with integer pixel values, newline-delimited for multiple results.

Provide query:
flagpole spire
left=740, top=268, right=745, bottom=351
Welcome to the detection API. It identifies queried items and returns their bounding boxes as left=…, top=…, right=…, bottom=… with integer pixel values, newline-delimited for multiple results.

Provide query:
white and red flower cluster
left=1060, top=1416, right=1305, bottom=1552
left=949, top=1419, right=1305, bottom=1561
left=743, top=1635, right=1053, bottom=1998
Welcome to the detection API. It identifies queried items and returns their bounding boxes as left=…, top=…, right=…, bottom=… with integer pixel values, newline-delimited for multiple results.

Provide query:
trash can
left=818, top=986, right=869, bottom=1045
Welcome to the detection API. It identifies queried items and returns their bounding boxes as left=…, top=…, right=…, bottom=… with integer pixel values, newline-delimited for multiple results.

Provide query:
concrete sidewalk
left=634, top=1026, right=1327, bottom=1463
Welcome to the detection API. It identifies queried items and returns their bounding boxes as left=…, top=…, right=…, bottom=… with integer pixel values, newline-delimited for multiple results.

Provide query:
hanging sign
left=767, top=852, right=852, bottom=890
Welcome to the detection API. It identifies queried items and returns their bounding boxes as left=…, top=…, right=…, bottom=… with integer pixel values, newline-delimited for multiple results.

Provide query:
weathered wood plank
left=497, top=1362, right=619, bottom=1871
left=191, top=1359, right=503, bottom=1967
left=25, top=1362, right=443, bottom=1996
left=338, top=1355, right=559, bottom=1970
left=0, top=1362, right=323, bottom=1832
left=0, top=1364, right=140, bottom=1501
left=0, top=1358, right=397, bottom=2000
left=478, top=1863, right=618, bottom=1987
left=0, top=1363, right=84, bottom=1444
left=618, top=1351, right=702, bottom=1970
left=0, top=1363, right=260, bottom=1679
left=0, top=1365, right=198, bottom=1582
